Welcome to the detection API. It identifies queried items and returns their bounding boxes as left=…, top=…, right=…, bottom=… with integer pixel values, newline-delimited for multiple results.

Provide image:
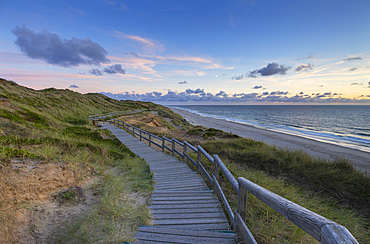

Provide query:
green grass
left=49, top=156, right=154, bottom=243
left=199, top=138, right=370, bottom=243
left=0, top=146, right=40, bottom=161
left=0, top=78, right=157, bottom=242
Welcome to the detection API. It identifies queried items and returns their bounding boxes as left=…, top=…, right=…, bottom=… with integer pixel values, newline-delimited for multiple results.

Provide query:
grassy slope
left=0, top=78, right=157, bottom=242
left=122, top=112, right=370, bottom=243
left=199, top=139, right=370, bottom=243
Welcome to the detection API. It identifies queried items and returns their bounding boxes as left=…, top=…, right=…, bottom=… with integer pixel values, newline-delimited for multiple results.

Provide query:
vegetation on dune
left=2, top=77, right=369, bottom=243
left=0, top=78, right=155, bottom=242
left=123, top=109, right=370, bottom=243
left=196, top=139, right=370, bottom=243
left=201, top=138, right=370, bottom=217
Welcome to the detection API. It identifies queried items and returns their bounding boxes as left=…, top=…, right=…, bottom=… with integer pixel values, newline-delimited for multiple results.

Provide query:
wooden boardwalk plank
left=151, top=196, right=218, bottom=201
left=135, top=231, right=235, bottom=244
left=153, top=212, right=227, bottom=219
left=150, top=208, right=223, bottom=214
left=150, top=200, right=220, bottom=205
left=150, top=223, right=231, bottom=231
left=153, top=218, right=228, bottom=225
left=101, top=123, right=235, bottom=243
left=148, top=203, right=223, bottom=209
left=137, top=226, right=235, bottom=239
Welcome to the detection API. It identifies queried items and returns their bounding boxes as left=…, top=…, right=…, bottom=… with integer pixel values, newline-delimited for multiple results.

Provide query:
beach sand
left=171, top=108, right=370, bottom=172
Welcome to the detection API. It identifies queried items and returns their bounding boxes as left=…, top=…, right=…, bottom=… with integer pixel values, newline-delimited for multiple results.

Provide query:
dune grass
left=0, top=79, right=159, bottom=242
left=199, top=138, right=370, bottom=243
left=49, top=156, right=154, bottom=243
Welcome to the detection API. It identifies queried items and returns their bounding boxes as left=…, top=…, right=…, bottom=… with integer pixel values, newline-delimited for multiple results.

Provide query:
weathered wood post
left=197, top=145, right=201, bottom=174
left=162, top=137, right=165, bottom=152
left=213, top=154, right=219, bottom=195
left=236, top=180, right=248, bottom=243
left=183, top=142, right=187, bottom=164
left=149, top=134, right=152, bottom=147
left=140, top=130, right=142, bottom=141
left=172, top=139, right=175, bottom=157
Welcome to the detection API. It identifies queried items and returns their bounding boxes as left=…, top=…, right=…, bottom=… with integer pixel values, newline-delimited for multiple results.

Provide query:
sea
left=170, top=105, right=370, bottom=153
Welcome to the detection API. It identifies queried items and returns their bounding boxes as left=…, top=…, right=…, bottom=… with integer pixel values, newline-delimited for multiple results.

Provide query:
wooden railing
left=94, top=117, right=359, bottom=244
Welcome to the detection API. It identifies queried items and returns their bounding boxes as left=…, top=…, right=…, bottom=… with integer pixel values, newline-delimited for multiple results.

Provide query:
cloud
left=318, top=85, right=324, bottom=87
left=298, top=53, right=316, bottom=60
left=151, top=91, right=162, bottom=97
left=252, top=85, right=263, bottom=89
left=216, top=91, right=228, bottom=97
left=97, top=0, right=127, bottom=10
left=12, top=25, right=109, bottom=67
left=228, top=1, right=256, bottom=27
left=113, top=31, right=166, bottom=54
left=103, top=64, right=126, bottom=74
left=270, top=91, right=288, bottom=96
left=186, top=88, right=205, bottom=95
left=299, top=92, right=304, bottom=94
left=295, top=63, right=315, bottom=72
left=351, top=83, right=363, bottom=86
left=178, top=81, right=187, bottom=84
left=231, top=74, right=244, bottom=80
left=88, top=63, right=126, bottom=76
left=343, top=57, right=362, bottom=62
left=247, top=62, right=291, bottom=78
left=165, top=70, right=206, bottom=76
left=130, top=51, right=139, bottom=57
left=69, top=84, right=79, bottom=88
left=89, top=69, right=103, bottom=76
left=349, top=68, right=357, bottom=71
left=101, top=88, right=370, bottom=104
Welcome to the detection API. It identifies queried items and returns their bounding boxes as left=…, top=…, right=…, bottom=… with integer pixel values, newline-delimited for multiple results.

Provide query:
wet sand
left=171, top=108, right=370, bottom=172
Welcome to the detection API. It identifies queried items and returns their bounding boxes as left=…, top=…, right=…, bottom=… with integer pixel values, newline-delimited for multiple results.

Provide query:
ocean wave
left=170, top=106, right=370, bottom=153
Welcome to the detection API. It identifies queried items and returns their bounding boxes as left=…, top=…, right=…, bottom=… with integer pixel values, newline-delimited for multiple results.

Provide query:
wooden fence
left=95, top=117, right=359, bottom=244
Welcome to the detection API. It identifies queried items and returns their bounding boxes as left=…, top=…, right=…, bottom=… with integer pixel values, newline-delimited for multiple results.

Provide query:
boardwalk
left=101, top=124, right=236, bottom=244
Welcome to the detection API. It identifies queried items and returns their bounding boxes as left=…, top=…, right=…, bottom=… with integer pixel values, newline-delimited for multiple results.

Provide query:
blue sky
left=1, top=0, right=370, bottom=104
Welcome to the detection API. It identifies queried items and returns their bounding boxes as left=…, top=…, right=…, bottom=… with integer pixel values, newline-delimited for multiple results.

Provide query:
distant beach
left=171, top=107, right=370, bottom=172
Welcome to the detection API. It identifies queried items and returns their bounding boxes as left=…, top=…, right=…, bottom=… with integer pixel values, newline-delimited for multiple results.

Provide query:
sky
left=1, top=0, right=370, bottom=105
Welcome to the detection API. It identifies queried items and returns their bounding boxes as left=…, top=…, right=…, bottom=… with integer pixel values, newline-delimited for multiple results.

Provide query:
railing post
left=197, top=146, right=201, bottom=174
left=149, top=134, right=152, bottom=147
left=213, top=154, right=219, bottom=195
left=183, top=142, right=187, bottom=164
left=172, top=139, right=175, bottom=157
left=162, top=137, right=165, bottom=152
left=236, top=181, right=248, bottom=243
left=140, top=130, right=142, bottom=141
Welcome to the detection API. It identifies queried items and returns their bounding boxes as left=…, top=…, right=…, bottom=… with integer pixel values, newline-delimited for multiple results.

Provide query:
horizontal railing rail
left=91, top=116, right=359, bottom=244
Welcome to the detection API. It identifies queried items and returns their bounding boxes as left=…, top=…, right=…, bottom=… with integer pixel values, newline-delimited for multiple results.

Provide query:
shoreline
left=171, top=107, right=370, bottom=172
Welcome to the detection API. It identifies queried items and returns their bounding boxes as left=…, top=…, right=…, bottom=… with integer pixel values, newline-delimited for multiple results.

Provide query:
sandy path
left=171, top=108, right=370, bottom=172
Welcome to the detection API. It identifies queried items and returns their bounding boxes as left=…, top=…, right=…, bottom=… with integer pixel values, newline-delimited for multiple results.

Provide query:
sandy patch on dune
left=0, top=159, right=100, bottom=243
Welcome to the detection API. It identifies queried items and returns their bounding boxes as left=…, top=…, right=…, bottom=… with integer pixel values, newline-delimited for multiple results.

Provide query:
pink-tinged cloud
left=108, top=55, right=159, bottom=76
left=113, top=31, right=166, bottom=53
